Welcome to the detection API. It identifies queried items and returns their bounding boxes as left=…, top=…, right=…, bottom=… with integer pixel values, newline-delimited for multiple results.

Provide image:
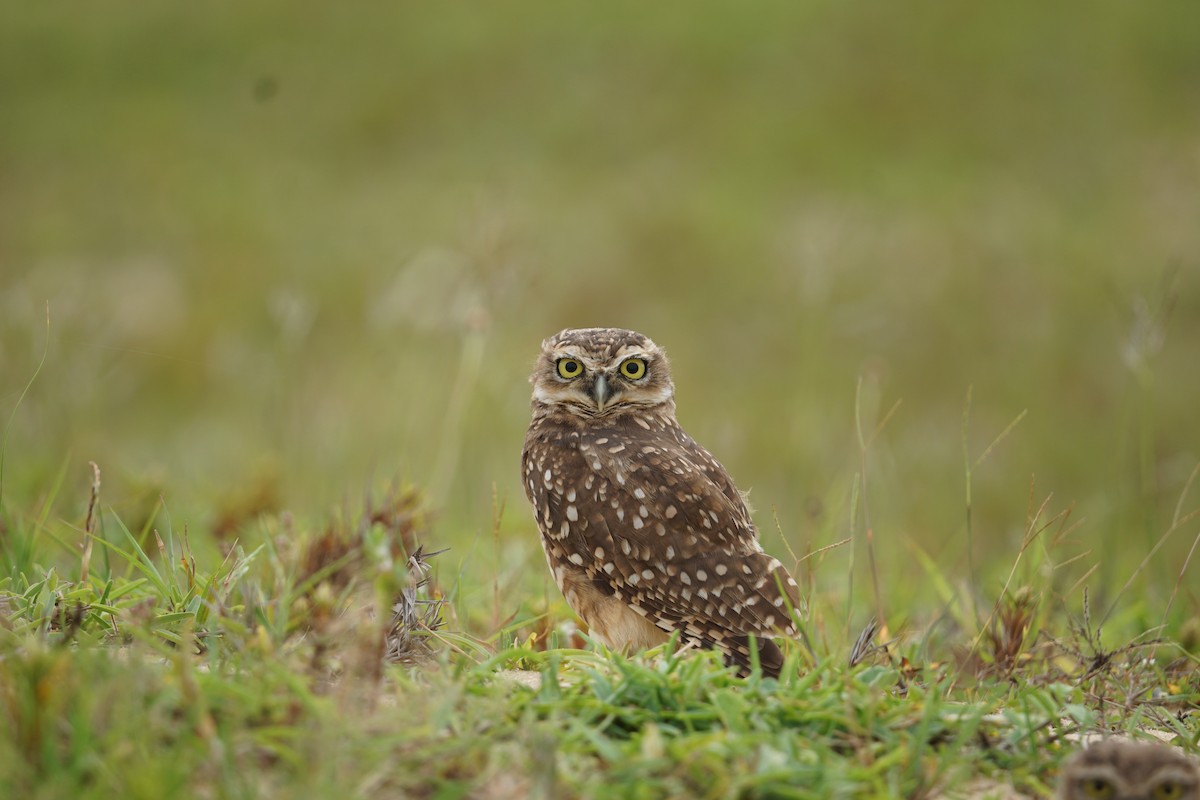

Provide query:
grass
left=0, top=465, right=1196, bottom=798
left=2, top=1, right=1200, bottom=797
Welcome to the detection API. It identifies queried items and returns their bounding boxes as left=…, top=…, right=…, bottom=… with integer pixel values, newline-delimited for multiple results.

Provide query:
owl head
left=530, top=327, right=675, bottom=418
left=1059, top=740, right=1200, bottom=800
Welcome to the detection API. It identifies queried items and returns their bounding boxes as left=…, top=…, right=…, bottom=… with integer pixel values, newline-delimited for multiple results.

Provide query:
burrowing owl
left=1058, top=740, right=1199, bottom=800
left=521, top=327, right=805, bottom=676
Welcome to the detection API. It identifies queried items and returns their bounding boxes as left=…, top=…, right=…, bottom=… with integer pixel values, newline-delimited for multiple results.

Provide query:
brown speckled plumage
left=1058, top=740, right=1200, bottom=800
left=521, top=327, right=803, bottom=676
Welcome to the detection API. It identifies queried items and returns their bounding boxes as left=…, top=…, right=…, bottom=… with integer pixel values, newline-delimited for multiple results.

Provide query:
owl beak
left=591, top=374, right=611, bottom=410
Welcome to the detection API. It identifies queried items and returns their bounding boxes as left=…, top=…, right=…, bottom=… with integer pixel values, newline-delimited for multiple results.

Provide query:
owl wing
left=575, top=424, right=804, bottom=672
left=669, top=427, right=758, bottom=535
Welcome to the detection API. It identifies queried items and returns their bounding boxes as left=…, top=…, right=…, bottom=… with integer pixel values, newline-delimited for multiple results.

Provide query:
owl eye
left=620, top=358, right=647, bottom=380
left=1153, top=781, right=1184, bottom=800
left=556, top=358, right=583, bottom=379
left=1079, top=778, right=1114, bottom=799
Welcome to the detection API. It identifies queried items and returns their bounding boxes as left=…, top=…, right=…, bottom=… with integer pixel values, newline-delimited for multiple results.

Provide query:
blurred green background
left=2, top=1, right=1198, bottom=622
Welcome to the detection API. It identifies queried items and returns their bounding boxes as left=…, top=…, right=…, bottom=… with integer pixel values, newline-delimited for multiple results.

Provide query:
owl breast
left=522, top=415, right=673, bottom=649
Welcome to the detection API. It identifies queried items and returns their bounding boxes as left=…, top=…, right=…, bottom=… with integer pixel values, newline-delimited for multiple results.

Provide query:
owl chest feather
left=522, top=419, right=624, bottom=553
left=522, top=417, right=674, bottom=648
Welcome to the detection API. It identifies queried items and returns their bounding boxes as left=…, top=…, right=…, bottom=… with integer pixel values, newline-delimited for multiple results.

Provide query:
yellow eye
left=556, top=358, right=583, bottom=379
left=1153, top=782, right=1183, bottom=800
left=620, top=358, right=647, bottom=380
left=1079, top=778, right=1114, bottom=799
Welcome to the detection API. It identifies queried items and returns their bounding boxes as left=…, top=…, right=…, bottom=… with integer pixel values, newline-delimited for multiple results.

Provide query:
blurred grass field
left=1, top=3, right=1199, bottom=795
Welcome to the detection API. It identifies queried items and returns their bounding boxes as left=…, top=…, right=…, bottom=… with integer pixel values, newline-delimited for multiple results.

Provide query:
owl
left=521, top=327, right=805, bottom=677
left=1058, top=739, right=1200, bottom=800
